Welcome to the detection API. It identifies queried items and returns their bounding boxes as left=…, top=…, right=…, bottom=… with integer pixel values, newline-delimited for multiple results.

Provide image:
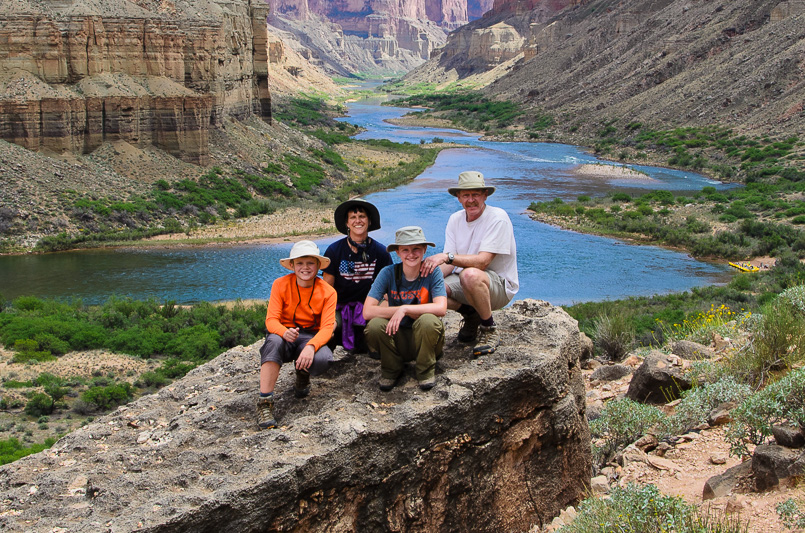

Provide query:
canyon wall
left=267, top=0, right=495, bottom=75
left=0, top=0, right=272, bottom=165
left=405, top=0, right=804, bottom=137
left=0, top=300, right=591, bottom=532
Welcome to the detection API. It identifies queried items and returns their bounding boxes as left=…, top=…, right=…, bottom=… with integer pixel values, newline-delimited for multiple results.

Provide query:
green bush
left=1, top=296, right=263, bottom=362
left=611, top=192, right=631, bottom=202
left=10, top=339, right=55, bottom=363
left=590, top=398, right=665, bottom=464
left=725, top=367, right=805, bottom=456
left=726, top=293, right=805, bottom=386
left=659, top=377, right=751, bottom=437
left=776, top=498, right=805, bottom=529
left=81, top=383, right=133, bottom=411
left=592, top=312, right=634, bottom=361
left=24, top=393, right=54, bottom=417
left=558, top=483, right=748, bottom=533
left=34, top=372, right=70, bottom=401
left=140, top=371, right=169, bottom=388
left=0, top=437, right=57, bottom=466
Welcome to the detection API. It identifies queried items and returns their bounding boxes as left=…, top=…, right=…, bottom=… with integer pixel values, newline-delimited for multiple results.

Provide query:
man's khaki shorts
left=443, top=269, right=511, bottom=311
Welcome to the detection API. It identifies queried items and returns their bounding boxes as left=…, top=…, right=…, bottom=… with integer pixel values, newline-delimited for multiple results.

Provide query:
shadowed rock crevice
left=0, top=299, right=590, bottom=532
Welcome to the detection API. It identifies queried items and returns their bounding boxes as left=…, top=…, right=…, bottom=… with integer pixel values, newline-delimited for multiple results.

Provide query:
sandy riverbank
left=572, top=163, right=659, bottom=181
left=143, top=206, right=340, bottom=246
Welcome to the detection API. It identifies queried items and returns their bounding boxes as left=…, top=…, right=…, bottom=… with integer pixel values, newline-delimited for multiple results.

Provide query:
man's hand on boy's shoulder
left=421, top=253, right=447, bottom=276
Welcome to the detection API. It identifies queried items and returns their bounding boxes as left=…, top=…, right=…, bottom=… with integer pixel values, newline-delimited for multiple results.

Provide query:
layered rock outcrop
left=267, top=0, right=495, bottom=75
left=0, top=300, right=591, bottom=531
left=0, top=0, right=272, bottom=165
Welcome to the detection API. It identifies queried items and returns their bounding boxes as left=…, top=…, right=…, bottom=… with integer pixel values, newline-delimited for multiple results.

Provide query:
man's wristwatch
left=446, top=252, right=455, bottom=265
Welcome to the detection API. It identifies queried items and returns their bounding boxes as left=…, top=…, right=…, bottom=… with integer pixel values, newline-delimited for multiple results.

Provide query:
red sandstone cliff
left=0, top=0, right=272, bottom=165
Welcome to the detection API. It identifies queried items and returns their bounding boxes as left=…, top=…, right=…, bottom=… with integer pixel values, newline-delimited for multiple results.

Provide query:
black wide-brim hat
left=334, top=198, right=381, bottom=235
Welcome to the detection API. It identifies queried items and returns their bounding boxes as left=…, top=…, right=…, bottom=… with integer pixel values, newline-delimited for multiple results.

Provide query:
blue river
left=0, top=95, right=735, bottom=306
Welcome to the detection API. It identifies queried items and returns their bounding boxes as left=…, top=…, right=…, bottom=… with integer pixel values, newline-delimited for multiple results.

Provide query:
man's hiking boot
left=256, top=396, right=277, bottom=430
left=294, top=369, right=310, bottom=398
left=379, top=376, right=398, bottom=391
left=418, top=376, right=436, bottom=391
left=457, top=309, right=481, bottom=343
left=472, top=325, right=500, bottom=358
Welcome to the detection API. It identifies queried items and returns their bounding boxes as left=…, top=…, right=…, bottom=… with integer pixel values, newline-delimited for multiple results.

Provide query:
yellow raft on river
left=729, top=261, right=759, bottom=273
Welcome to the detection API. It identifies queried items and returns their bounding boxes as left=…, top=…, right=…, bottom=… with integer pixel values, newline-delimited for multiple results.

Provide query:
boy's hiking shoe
left=418, top=376, right=436, bottom=391
left=294, top=369, right=310, bottom=398
left=472, top=325, right=500, bottom=358
left=256, top=396, right=276, bottom=430
left=379, top=376, right=398, bottom=391
left=457, top=309, right=481, bottom=343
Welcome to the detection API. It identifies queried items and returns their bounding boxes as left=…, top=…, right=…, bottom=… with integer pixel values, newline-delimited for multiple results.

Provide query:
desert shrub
left=664, top=304, right=746, bottom=345
left=611, top=192, right=631, bottom=202
left=81, top=383, right=133, bottom=411
left=140, top=371, right=169, bottom=388
left=24, top=393, right=54, bottom=417
left=725, top=367, right=805, bottom=456
left=32, top=333, right=70, bottom=356
left=658, top=377, right=751, bottom=437
left=776, top=498, right=805, bottom=529
left=34, top=373, right=70, bottom=401
left=725, top=293, right=805, bottom=386
left=71, top=399, right=94, bottom=416
left=10, top=339, right=55, bottom=363
left=592, top=312, right=634, bottom=361
left=157, top=358, right=197, bottom=379
left=590, top=398, right=665, bottom=464
left=0, top=437, right=57, bottom=466
left=558, top=483, right=748, bottom=533
left=166, top=325, right=221, bottom=360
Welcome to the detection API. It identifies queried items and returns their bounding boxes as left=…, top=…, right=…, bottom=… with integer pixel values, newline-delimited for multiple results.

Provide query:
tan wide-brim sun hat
left=386, top=226, right=436, bottom=252
left=334, top=198, right=381, bottom=235
left=447, top=170, right=496, bottom=197
left=279, top=240, right=331, bottom=271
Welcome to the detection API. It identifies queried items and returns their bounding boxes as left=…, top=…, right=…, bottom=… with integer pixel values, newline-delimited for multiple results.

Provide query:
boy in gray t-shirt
left=363, top=226, right=447, bottom=391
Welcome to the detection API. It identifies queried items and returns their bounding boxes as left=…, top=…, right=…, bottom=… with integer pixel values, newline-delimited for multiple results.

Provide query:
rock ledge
left=0, top=299, right=590, bottom=532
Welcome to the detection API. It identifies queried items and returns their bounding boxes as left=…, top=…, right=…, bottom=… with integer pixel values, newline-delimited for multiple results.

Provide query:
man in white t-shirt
left=421, top=171, right=518, bottom=357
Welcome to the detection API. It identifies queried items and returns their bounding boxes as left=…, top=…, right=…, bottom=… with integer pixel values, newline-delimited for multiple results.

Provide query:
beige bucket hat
left=279, top=240, right=330, bottom=270
left=386, top=226, right=436, bottom=252
left=447, top=170, right=496, bottom=197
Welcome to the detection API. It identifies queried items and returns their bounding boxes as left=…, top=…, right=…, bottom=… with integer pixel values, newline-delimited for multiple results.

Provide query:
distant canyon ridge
left=267, top=0, right=495, bottom=75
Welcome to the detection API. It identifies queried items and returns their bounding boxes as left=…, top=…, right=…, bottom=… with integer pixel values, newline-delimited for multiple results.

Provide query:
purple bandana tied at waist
left=338, top=301, right=366, bottom=350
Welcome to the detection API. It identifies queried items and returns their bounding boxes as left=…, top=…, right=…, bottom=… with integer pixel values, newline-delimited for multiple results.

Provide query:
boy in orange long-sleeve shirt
left=257, top=240, right=337, bottom=430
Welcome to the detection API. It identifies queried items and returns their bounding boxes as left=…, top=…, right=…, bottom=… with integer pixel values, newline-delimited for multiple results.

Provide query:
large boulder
left=626, top=351, right=692, bottom=404
left=752, top=444, right=804, bottom=491
left=0, top=299, right=591, bottom=532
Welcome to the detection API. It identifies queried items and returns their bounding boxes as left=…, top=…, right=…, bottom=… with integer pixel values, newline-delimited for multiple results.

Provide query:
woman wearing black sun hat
left=322, top=198, right=393, bottom=356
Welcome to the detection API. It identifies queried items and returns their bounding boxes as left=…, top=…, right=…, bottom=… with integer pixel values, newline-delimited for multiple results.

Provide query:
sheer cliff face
left=0, top=0, right=271, bottom=165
